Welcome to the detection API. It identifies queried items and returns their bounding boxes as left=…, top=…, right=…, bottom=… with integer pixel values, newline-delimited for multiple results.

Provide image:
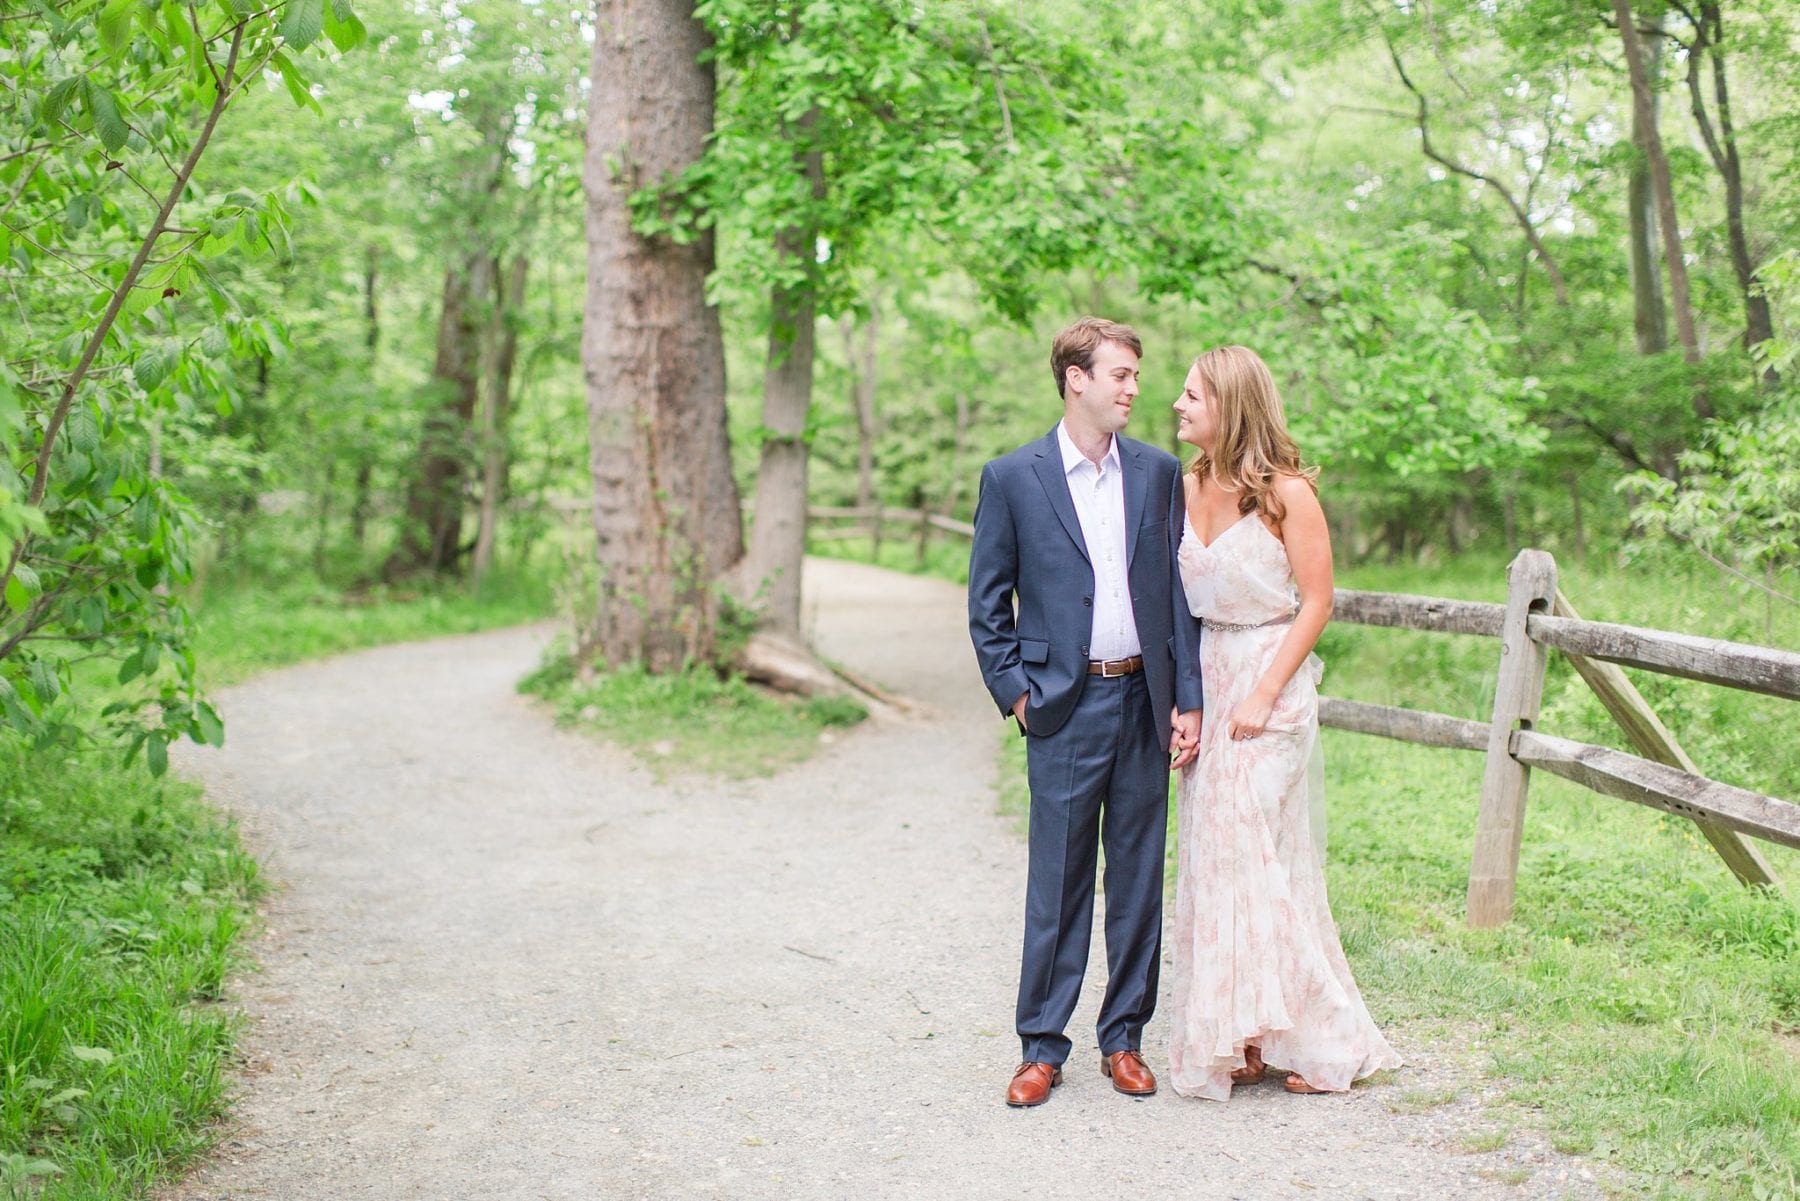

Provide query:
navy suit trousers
left=1016, top=670, right=1166, bottom=1065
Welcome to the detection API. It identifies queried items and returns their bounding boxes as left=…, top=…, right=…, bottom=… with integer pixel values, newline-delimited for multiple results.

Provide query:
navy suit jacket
left=968, top=427, right=1204, bottom=749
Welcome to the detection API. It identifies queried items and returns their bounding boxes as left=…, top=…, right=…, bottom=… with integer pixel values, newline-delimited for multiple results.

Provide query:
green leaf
left=279, top=0, right=324, bottom=51
left=80, top=80, right=129, bottom=155
left=322, top=6, right=366, bottom=51
left=68, top=408, right=101, bottom=453
left=146, top=731, right=168, bottom=776
left=67, top=1045, right=115, bottom=1065
left=196, top=701, right=225, bottom=747
left=134, top=341, right=177, bottom=390
left=0, top=678, right=32, bottom=732
left=3, top=563, right=37, bottom=616
left=38, top=77, right=82, bottom=128
left=270, top=52, right=322, bottom=114
left=27, top=658, right=60, bottom=705
left=98, top=0, right=136, bottom=58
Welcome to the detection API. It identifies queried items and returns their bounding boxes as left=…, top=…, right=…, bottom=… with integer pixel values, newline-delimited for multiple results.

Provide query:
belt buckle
left=1102, top=658, right=1125, bottom=678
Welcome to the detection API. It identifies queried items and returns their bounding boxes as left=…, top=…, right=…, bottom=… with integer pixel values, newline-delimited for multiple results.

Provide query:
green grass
left=3, top=540, right=559, bottom=1199
left=190, top=565, right=556, bottom=688
left=997, top=548, right=1800, bottom=1200
left=520, top=646, right=868, bottom=777
left=0, top=746, right=260, bottom=1200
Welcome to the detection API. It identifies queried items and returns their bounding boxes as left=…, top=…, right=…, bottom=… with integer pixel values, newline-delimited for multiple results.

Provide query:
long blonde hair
left=1187, top=345, right=1319, bottom=529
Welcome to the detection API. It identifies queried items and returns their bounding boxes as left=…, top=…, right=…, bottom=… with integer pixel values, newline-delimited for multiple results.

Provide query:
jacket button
left=1080, top=645, right=1089, bottom=656
left=1083, top=596, right=1092, bottom=607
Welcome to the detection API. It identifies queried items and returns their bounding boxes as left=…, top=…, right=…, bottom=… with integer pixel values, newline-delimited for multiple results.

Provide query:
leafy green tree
left=0, top=0, right=362, bottom=767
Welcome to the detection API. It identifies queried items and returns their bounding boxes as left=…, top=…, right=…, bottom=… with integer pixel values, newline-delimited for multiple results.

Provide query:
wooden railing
left=806, top=504, right=974, bottom=568
left=1324, top=550, right=1798, bottom=927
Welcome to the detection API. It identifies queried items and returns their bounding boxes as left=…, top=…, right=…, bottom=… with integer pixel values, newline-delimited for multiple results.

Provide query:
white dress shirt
left=1056, top=421, right=1141, bottom=661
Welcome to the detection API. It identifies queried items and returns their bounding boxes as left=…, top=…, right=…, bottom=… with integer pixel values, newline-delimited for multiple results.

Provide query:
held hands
left=1169, top=708, right=1201, bottom=770
left=1226, top=689, right=1276, bottom=742
left=1013, top=692, right=1029, bottom=733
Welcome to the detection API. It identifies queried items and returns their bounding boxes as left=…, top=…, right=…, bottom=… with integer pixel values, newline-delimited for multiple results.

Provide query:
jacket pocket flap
left=1019, top=638, right=1050, bottom=664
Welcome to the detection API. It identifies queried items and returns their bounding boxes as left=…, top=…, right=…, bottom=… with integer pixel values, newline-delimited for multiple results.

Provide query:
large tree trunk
left=1687, top=2, right=1777, bottom=379
left=1628, top=29, right=1668, bottom=355
left=739, top=112, right=826, bottom=637
left=583, top=0, right=742, bottom=671
left=386, top=256, right=491, bottom=579
left=1614, top=0, right=1706, bottom=413
left=472, top=253, right=528, bottom=586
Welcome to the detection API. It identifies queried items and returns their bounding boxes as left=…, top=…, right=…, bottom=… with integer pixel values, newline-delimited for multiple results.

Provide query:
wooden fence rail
left=1326, top=550, right=1796, bottom=926
left=806, top=504, right=976, bottom=539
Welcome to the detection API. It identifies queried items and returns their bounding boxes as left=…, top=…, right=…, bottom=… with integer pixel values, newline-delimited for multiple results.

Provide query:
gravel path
left=163, top=557, right=1605, bottom=1200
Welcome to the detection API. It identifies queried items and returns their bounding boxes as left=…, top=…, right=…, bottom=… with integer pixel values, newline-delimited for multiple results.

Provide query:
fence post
left=1467, top=549, right=1558, bottom=928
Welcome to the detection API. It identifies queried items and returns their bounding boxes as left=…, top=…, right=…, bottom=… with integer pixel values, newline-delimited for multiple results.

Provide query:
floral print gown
left=1168, top=510, right=1401, bottom=1101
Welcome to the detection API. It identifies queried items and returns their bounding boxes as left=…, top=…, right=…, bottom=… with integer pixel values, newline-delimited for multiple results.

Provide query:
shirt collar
left=1056, top=421, right=1121, bottom=477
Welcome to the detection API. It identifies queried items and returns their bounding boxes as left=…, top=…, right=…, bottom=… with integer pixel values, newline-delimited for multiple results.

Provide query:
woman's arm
left=1225, top=475, right=1333, bottom=741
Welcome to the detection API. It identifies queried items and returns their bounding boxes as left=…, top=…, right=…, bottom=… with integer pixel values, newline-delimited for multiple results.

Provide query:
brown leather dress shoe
left=1102, top=1049, right=1157, bottom=1096
left=1006, top=1061, right=1063, bottom=1107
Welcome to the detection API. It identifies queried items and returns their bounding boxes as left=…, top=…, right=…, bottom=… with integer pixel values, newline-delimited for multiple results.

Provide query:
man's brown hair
left=1050, top=316, right=1143, bottom=399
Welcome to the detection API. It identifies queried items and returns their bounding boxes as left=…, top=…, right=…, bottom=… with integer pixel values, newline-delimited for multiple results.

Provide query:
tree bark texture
left=472, top=254, right=528, bottom=585
left=584, top=0, right=742, bottom=670
left=1628, top=30, right=1668, bottom=355
left=386, top=256, right=490, bottom=579
left=740, top=112, right=826, bottom=637
left=742, top=266, right=819, bottom=635
left=1614, top=0, right=1705, bottom=392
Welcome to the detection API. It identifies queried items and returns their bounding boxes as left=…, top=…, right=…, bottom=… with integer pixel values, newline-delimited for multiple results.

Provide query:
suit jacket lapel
left=1031, top=429, right=1090, bottom=566
left=1124, top=440, right=1149, bottom=568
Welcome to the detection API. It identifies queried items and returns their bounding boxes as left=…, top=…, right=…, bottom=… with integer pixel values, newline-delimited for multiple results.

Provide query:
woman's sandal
left=1283, top=1074, right=1329, bottom=1095
left=1230, top=1045, right=1266, bottom=1086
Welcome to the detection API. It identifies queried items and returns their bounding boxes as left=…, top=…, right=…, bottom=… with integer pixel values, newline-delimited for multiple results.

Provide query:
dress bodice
left=1177, top=512, right=1299, bottom=626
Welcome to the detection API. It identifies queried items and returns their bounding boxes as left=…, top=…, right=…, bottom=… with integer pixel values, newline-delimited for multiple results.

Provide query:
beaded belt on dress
left=1202, top=608, right=1298, bottom=633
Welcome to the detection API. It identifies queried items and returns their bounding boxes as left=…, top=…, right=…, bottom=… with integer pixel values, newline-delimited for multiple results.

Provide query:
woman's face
left=1173, top=365, right=1217, bottom=450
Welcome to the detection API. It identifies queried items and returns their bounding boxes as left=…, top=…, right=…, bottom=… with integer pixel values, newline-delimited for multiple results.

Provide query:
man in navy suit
left=968, top=317, right=1204, bottom=1107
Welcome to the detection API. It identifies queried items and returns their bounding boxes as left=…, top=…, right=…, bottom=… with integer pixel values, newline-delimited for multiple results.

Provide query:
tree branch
left=1378, top=24, right=1570, bottom=306
left=0, top=25, right=247, bottom=609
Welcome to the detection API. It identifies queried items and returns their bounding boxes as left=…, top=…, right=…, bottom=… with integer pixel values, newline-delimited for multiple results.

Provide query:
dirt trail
left=164, top=557, right=1602, bottom=1200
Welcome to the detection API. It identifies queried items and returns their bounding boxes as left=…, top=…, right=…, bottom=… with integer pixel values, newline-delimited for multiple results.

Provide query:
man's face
left=1065, top=340, right=1141, bottom=436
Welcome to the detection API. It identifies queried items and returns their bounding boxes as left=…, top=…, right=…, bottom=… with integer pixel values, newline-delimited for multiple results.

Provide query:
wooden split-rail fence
left=1327, top=549, right=1798, bottom=927
left=806, top=504, right=975, bottom=567
left=820, top=508, right=1799, bottom=928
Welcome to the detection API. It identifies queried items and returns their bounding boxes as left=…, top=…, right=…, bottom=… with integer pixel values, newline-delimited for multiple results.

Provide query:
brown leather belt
left=1087, top=655, right=1144, bottom=677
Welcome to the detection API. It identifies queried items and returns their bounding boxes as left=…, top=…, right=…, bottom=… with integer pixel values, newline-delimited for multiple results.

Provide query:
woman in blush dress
left=1165, top=345, right=1401, bottom=1101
